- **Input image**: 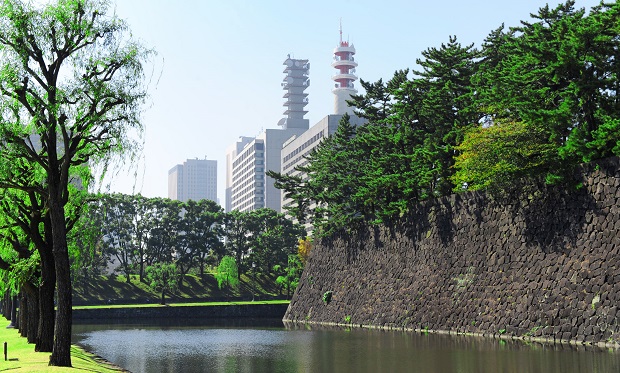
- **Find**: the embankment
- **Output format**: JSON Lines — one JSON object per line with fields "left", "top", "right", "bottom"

{"left": 284, "top": 157, "right": 620, "bottom": 346}
{"left": 74, "top": 302, "right": 288, "bottom": 320}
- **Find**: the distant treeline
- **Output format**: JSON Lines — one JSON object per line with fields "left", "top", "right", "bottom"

{"left": 269, "top": 1, "right": 620, "bottom": 236}
{"left": 72, "top": 193, "right": 305, "bottom": 284}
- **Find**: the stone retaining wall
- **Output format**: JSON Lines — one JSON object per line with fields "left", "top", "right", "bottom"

{"left": 284, "top": 157, "right": 620, "bottom": 346}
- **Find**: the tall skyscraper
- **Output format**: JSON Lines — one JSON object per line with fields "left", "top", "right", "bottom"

{"left": 225, "top": 136, "right": 254, "bottom": 212}
{"left": 332, "top": 23, "right": 358, "bottom": 115}
{"left": 226, "top": 57, "right": 310, "bottom": 213}
{"left": 168, "top": 158, "right": 217, "bottom": 203}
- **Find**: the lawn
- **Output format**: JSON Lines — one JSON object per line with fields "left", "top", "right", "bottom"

{"left": 73, "top": 299, "right": 290, "bottom": 309}
{"left": 73, "top": 273, "right": 284, "bottom": 306}
{"left": 0, "top": 319, "right": 125, "bottom": 372}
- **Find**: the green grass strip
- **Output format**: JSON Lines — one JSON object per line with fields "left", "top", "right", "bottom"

{"left": 0, "top": 319, "right": 125, "bottom": 372}
{"left": 73, "top": 299, "right": 290, "bottom": 310}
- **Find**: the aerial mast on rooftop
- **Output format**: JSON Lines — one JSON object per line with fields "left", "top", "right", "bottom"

{"left": 332, "top": 20, "right": 358, "bottom": 115}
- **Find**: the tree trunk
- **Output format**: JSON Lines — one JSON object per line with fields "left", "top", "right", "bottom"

{"left": 3, "top": 291, "right": 9, "bottom": 320}
{"left": 27, "top": 292, "right": 39, "bottom": 344}
{"left": 161, "top": 290, "right": 165, "bottom": 305}
{"left": 10, "top": 296, "right": 18, "bottom": 328}
{"left": 19, "top": 293, "right": 27, "bottom": 337}
{"left": 37, "top": 239, "right": 56, "bottom": 352}
{"left": 138, "top": 242, "right": 145, "bottom": 282}
{"left": 48, "top": 198, "right": 72, "bottom": 367}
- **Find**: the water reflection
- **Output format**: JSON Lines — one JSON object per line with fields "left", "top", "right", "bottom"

{"left": 72, "top": 320, "right": 620, "bottom": 373}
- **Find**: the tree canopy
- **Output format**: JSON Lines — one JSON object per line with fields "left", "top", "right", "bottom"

{"left": 73, "top": 193, "right": 304, "bottom": 285}
{"left": 0, "top": 0, "right": 152, "bottom": 365}
{"left": 270, "top": 1, "right": 620, "bottom": 236}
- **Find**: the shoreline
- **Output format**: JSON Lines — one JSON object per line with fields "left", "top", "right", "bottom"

{"left": 284, "top": 319, "right": 620, "bottom": 350}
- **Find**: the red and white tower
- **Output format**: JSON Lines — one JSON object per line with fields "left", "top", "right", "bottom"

{"left": 332, "top": 22, "right": 358, "bottom": 115}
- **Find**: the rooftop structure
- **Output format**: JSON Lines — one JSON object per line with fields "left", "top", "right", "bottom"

{"left": 278, "top": 57, "right": 310, "bottom": 130}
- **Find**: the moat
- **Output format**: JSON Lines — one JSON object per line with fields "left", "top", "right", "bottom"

{"left": 72, "top": 319, "right": 620, "bottom": 373}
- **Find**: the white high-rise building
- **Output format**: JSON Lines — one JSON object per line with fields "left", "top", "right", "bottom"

{"left": 168, "top": 158, "right": 217, "bottom": 203}
{"left": 226, "top": 57, "right": 310, "bottom": 212}
{"left": 225, "top": 136, "right": 254, "bottom": 212}
{"left": 228, "top": 128, "right": 306, "bottom": 213}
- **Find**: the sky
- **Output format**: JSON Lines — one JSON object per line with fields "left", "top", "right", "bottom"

{"left": 105, "top": 0, "right": 602, "bottom": 205}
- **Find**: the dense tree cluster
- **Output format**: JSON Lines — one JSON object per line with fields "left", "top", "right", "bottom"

{"left": 270, "top": 1, "right": 620, "bottom": 236}
{"left": 72, "top": 193, "right": 305, "bottom": 285}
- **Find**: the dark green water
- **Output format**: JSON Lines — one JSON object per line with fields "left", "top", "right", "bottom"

{"left": 72, "top": 320, "right": 620, "bottom": 373}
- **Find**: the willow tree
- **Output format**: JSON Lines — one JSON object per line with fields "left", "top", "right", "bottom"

{"left": 0, "top": 0, "right": 152, "bottom": 366}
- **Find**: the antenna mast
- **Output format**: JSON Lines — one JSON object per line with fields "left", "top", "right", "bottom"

{"left": 332, "top": 20, "right": 358, "bottom": 115}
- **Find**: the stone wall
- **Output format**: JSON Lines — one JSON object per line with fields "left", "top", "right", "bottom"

{"left": 284, "top": 157, "right": 620, "bottom": 346}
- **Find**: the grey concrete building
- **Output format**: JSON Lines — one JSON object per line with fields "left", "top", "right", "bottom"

{"left": 226, "top": 57, "right": 310, "bottom": 212}
{"left": 168, "top": 158, "right": 217, "bottom": 203}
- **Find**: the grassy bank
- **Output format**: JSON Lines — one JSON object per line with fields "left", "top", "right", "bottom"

{"left": 73, "top": 299, "right": 290, "bottom": 310}
{"left": 0, "top": 319, "right": 125, "bottom": 372}
{"left": 73, "top": 272, "right": 286, "bottom": 306}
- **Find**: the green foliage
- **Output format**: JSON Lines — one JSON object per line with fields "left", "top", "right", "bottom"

{"left": 524, "top": 326, "right": 543, "bottom": 337}
{"left": 270, "top": 1, "right": 620, "bottom": 234}
{"left": 248, "top": 209, "right": 305, "bottom": 276}
{"left": 224, "top": 208, "right": 304, "bottom": 277}
{"left": 464, "top": 1, "right": 620, "bottom": 186}
{"left": 215, "top": 256, "right": 239, "bottom": 290}
{"left": 81, "top": 193, "right": 300, "bottom": 286}
{"left": 453, "top": 120, "right": 557, "bottom": 191}
{"left": 273, "top": 254, "right": 303, "bottom": 297}
{"left": 322, "top": 290, "right": 332, "bottom": 305}
{"left": 180, "top": 199, "right": 225, "bottom": 277}
{"left": 145, "top": 262, "right": 180, "bottom": 305}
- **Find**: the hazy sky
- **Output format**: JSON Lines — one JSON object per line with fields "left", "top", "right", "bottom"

{"left": 105, "top": 0, "right": 602, "bottom": 205}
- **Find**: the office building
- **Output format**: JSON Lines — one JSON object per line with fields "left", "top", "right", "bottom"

{"left": 168, "top": 158, "right": 217, "bottom": 203}
{"left": 225, "top": 136, "right": 254, "bottom": 212}
{"left": 226, "top": 57, "right": 310, "bottom": 212}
